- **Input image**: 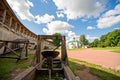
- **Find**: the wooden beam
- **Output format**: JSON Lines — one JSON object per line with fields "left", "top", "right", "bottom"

{"left": 63, "top": 64, "right": 79, "bottom": 80}
{"left": 61, "top": 36, "right": 68, "bottom": 65}
{"left": 2, "top": 9, "right": 6, "bottom": 23}
{"left": 25, "top": 42, "right": 28, "bottom": 57}
{"left": 15, "top": 22, "right": 17, "bottom": 32}
{"left": 36, "top": 35, "right": 41, "bottom": 63}
{"left": 9, "top": 17, "right": 12, "bottom": 29}
{"left": 3, "top": 41, "right": 8, "bottom": 54}
{"left": 19, "top": 25, "right": 21, "bottom": 33}
{"left": 39, "top": 35, "right": 62, "bottom": 39}
{"left": 0, "top": 39, "right": 29, "bottom": 43}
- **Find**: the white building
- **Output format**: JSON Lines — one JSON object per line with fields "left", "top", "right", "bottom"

{"left": 67, "top": 39, "right": 80, "bottom": 49}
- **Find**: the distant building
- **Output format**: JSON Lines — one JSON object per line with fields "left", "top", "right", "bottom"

{"left": 67, "top": 39, "right": 80, "bottom": 49}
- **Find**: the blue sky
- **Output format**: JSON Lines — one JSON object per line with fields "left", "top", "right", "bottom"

{"left": 7, "top": 0, "right": 120, "bottom": 42}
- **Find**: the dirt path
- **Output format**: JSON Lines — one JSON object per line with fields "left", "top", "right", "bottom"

{"left": 75, "top": 67, "right": 101, "bottom": 80}
{"left": 67, "top": 48, "right": 120, "bottom": 71}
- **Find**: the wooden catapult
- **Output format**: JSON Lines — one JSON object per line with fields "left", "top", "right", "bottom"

{"left": 0, "top": 39, "right": 29, "bottom": 62}
{"left": 13, "top": 35, "right": 79, "bottom": 80}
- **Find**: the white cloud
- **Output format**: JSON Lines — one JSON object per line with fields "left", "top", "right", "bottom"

{"left": 53, "top": 0, "right": 105, "bottom": 20}
{"left": 35, "top": 14, "right": 55, "bottom": 24}
{"left": 67, "top": 31, "right": 79, "bottom": 42}
{"left": 43, "top": 21, "right": 73, "bottom": 35}
{"left": 42, "top": 0, "right": 48, "bottom": 3}
{"left": 7, "top": 0, "right": 34, "bottom": 21}
{"left": 87, "top": 26, "right": 95, "bottom": 30}
{"left": 81, "top": 19, "right": 88, "bottom": 22}
{"left": 114, "top": 27, "right": 120, "bottom": 30}
{"left": 68, "top": 31, "right": 76, "bottom": 38}
{"left": 86, "top": 35, "right": 99, "bottom": 42}
{"left": 97, "top": 4, "right": 120, "bottom": 29}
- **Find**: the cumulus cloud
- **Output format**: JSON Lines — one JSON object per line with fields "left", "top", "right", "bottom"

{"left": 53, "top": 0, "right": 105, "bottom": 20}
{"left": 97, "top": 4, "right": 120, "bottom": 29}
{"left": 66, "top": 31, "right": 79, "bottom": 43}
{"left": 68, "top": 31, "right": 76, "bottom": 38}
{"left": 87, "top": 26, "right": 95, "bottom": 30}
{"left": 86, "top": 35, "right": 99, "bottom": 42}
{"left": 43, "top": 21, "right": 73, "bottom": 35}
{"left": 35, "top": 14, "right": 55, "bottom": 24}
{"left": 7, "top": 0, "right": 34, "bottom": 21}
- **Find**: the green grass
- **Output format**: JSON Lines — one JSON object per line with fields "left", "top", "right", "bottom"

{"left": 93, "top": 47, "right": 120, "bottom": 53}
{"left": 0, "top": 54, "right": 34, "bottom": 79}
{"left": 69, "top": 61, "right": 86, "bottom": 72}
{"left": 69, "top": 58, "right": 120, "bottom": 80}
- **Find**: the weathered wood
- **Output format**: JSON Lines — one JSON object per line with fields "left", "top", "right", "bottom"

{"left": 9, "top": 17, "right": 12, "bottom": 28}
{"left": 2, "top": 9, "right": 6, "bottom": 23}
{"left": 39, "top": 35, "right": 62, "bottom": 39}
{"left": 25, "top": 43, "right": 28, "bottom": 57}
{"left": 0, "top": 0, "right": 37, "bottom": 41}
{"left": 13, "top": 67, "right": 36, "bottom": 80}
{"left": 61, "top": 36, "right": 68, "bottom": 65}
{"left": 5, "top": 45, "right": 20, "bottom": 56}
{"left": 35, "top": 35, "right": 41, "bottom": 63}
{"left": 3, "top": 41, "right": 8, "bottom": 54}
{"left": 63, "top": 64, "right": 80, "bottom": 80}
{"left": 0, "top": 40, "right": 30, "bottom": 43}
{"left": 0, "top": 39, "right": 29, "bottom": 61}
{"left": 0, "top": 56, "right": 19, "bottom": 59}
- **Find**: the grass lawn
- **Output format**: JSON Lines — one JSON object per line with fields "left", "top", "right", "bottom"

{"left": 93, "top": 47, "right": 120, "bottom": 53}
{"left": 69, "top": 58, "right": 120, "bottom": 80}
{"left": 69, "top": 61, "right": 86, "bottom": 72}
{"left": 0, "top": 54, "right": 34, "bottom": 79}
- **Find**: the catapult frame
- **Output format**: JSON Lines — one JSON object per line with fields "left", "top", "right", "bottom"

{"left": 13, "top": 35, "right": 79, "bottom": 80}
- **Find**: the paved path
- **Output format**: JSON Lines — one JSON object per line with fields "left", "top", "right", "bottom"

{"left": 67, "top": 48, "right": 120, "bottom": 71}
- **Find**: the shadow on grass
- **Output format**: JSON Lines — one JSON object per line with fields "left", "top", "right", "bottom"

{"left": 89, "top": 67, "right": 120, "bottom": 80}
{"left": 0, "top": 54, "right": 34, "bottom": 79}
{"left": 69, "top": 61, "right": 86, "bottom": 72}
{"left": 69, "top": 58, "right": 120, "bottom": 80}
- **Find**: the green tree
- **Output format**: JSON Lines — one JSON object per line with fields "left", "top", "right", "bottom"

{"left": 99, "top": 34, "right": 107, "bottom": 47}
{"left": 52, "top": 33, "right": 61, "bottom": 47}
{"left": 99, "top": 29, "right": 120, "bottom": 47}
{"left": 105, "top": 29, "right": 120, "bottom": 47}
{"left": 117, "top": 40, "right": 120, "bottom": 47}
{"left": 79, "top": 35, "right": 88, "bottom": 47}
{"left": 93, "top": 39, "right": 99, "bottom": 47}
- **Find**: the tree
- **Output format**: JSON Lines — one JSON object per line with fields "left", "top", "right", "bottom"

{"left": 93, "top": 39, "right": 99, "bottom": 47}
{"left": 98, "top": 29, "right": 120, "bottom": 47}
{"left": 52, "top": 33, "right": 61, "bottom": 47}
{"left": 99, "top": 34, "right": 107, "bottom": 47}
{"left": 117, "top": 40, "right": 120, "bottom": 47}
{"left": 79, "top": 35, "right": 88, "bottom": 47}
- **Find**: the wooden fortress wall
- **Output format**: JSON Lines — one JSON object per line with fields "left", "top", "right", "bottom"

{"left": 0, "top": 0, "right": 37, "bottom": 43}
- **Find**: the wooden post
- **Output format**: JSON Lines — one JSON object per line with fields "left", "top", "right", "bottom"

{"left": 61, "top": 36, "right": 68, "bottom": 65}
{"left": 19, "top": 25, "right": 21, "bottom": 34}
{"left": 9, "top": 17, "right": 12, "bottom": 29}
{"left": 2, "top": 9, "right": 6, "bottom": 23}
{"left": 25, "top": 42, "right": 28, "bottom": 57}
{"left": 15, "top": 22, "right": 17, "bottom": 32}
{"left": 3, "top": 42, "right": 8, "bottom": 54}
{"left": 36, "top": 35, "right": 41, "bottom": 63}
